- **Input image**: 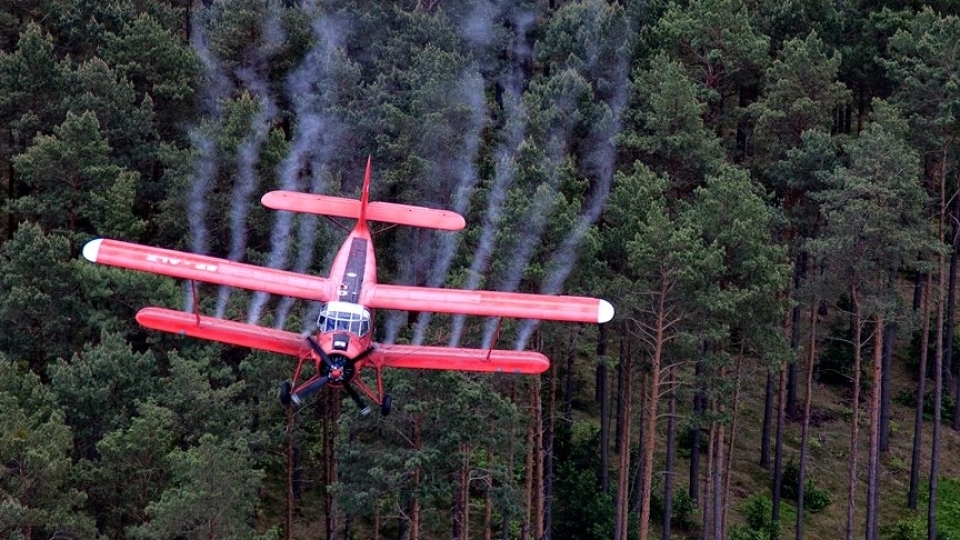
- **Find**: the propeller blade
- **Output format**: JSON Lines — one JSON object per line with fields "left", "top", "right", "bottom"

{"left": 291, "top": 375, "right": 329, "bottom": 406}
{"left": 344, "top": 383, "right": 371, "bottom": 416}
{"left": 305, "top": 335, "right": 333, "bottom": 368}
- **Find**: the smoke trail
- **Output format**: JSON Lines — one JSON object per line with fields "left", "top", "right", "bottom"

{"left": 448, "top": 4, "right": 536, "bottom": 347}
{"left": 447, "top": 85, "right": 527, "bottom": 347}
{"left": 214, "top": 6, "right": 284, "bottom": 318}
{"left": 246, "top": 8, "right": 350, "bottom": 326}
{"left": 273, "top": 164, "right": 329, "bottom": 331}
{"left": 480, "top": 153, "right": 563, "bottom": 349}
{"left": 183, "top": 4, "right": 231, "bottom": 312}
{"left": 513, "top": 6, "right": 634, "bottom": 350}
{"left": 411, "top": 69, "right": 487, "bottom": 345}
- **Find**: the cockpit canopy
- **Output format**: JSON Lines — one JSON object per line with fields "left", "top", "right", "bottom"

{"left": 317, "top": 301, "right": 371, "bottom": 337}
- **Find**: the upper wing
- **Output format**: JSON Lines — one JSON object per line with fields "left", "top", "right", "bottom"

{"left": 136, "top": 307, "right": 306, "bottom": 356}
{"left": 371, "top": 343, "right": 549, "bottom": 374}
{"left": 83, "top": 239, "right": 336, "bottom": 301}
{"left": 362, "top": 283, "right": 615, "bottom": 324}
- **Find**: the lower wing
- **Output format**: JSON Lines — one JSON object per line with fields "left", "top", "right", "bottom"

{"left": 136, "top": 307, "right": 548, "bottom": 374}
{"left": 84, "top": 239, "right": 336, "bottom": 301}
{"left": 136, "top": 307, "right": 307, "bottom": 356}
{"left": 363, "top": 283, "right": 614, "bottom": 324}
{"left": 371, "top": 344, "right": 548, "bottom": 374}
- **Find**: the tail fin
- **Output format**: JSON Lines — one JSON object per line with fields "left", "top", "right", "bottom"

{"left": 261, "top": 158, "right": 466, "bottom": 231}
{"left": 359, "top": 155, "right": 372, "bottom": 227}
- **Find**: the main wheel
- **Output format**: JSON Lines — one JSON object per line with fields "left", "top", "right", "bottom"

{"left": 381, "top": 394, "right": 393, "bottom": 416}
{"left": 278, "top": 380, "right": 293, "bottom": 407}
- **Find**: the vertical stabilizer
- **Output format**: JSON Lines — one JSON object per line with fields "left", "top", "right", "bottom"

{"left": 359, "top": 156, "right": 372, "bottom": 227}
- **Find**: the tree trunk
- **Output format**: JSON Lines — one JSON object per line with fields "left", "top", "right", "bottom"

{"left": 522, "top": 383, "right": 535, "bottom": 540}
{"left": 544, "top": 349, "right": 558, "bottom": 540}
{"left": 484, "top": 447, "right": 493, "bottom": 540}
{"left": 879, "top": 317, "right": 895, "bottom": 453}
{"left": 715, "top": 421, "right": 725, "bottom": 540}
{"left": 845, "top": 289, "right": 862, "bottom": 540}
{"left": 760, "top": 369, "right": 775, "bottom": 470}
{"left": 909, "top": 273, "right": 931, "bottom": 510}
{"left": 285, "top": 407, "right": 295, "bottom": 540}
{"left": 930, "top": 247, "right": 946, "bottom": 540}
{"left": 639, "top": 293, "right": 668, "bottom": 540}
{"left": 615, "top": 340, "right": 633, "bottom": 540}
{"left": 950, "top": 191, "right": 960, "bottom": 429}
{"left": 633, "top": 369, "right": 648, "bottom": 514}
{"left": 786, "top": 251, "right": 807, "bottom": 418}
{"left": 534, "top": 376, "right": 545, "bottom": 540}
{"left": 598, "top": 324, "right": 610, "bottom": 492}
{"left": 771, "top": 365, "right": 787, "bottom": 525}
{"left": 616, "top": 323, "right": 627, "bottom": 452}
{"left": 411, "top": 412, "right": 422, "bottom": 540}
{"left": 796, "top": 301, "right": 818, "bottom": 540}
{"left": 324, "top": 393, "right": 341, "bottom": 540}
{"left": 462, "top": 444, "right": 471, "bottom": 540}
{"left": 690, "top": 346, "right": 705, "bottom": 505}
{"left": 722, "top": 356, "right": 743, "bottom": 539}
{"left": 866, "top": 317, "right": 884, "bottom": 540}
{"left": 662, "top": 365, "right": 677, "bottom": 540}
{"left": 563, "top": 329, "right": 579, "bottom": 419}
{"left": 702, "top": 419, "right": 715, "bottom": 540}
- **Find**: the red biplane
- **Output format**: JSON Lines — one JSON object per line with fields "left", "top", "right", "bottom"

{"left": 82, "top": 158, "right": 614, "bottom": 416}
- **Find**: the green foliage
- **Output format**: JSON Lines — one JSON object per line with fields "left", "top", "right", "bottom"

{"left": 3, "top": 2, "right": 960, "bottom": 538}
{"left": 551, "top": 422, "right": 616, "bottom": 540}
{"left": 895, "top": 388, "right": 956, "bottom": 425}
{"left": 749, "top": 30, "right": 850, "bottom": 161}
{"left": 12, "top": 110, "right": 147, "bottom": 242}
{"left": 48, "top": 330, "right": 159, "bottom": 457}
{"left": 779, "top": 460, "right": 832, "bottom": 513}
{"left": 0, "top": 224, "right": 92, "bottom": 364}
{"left": 81, "top": 401, "right": 178, "bottom": 537}
{"left": 0, "top": 355, "right": 96, "bottom": 539}
{"left": 729, "top": 494, "right": 781, "bottom": 540}
{"left": 883, "top": 478, "right": 960, "bottom": 540}
{"left": 650, "top": 487, "right": 698, "bottom": 531}
{"left": 129, "top": 433, "right": 274, "bottom": 540}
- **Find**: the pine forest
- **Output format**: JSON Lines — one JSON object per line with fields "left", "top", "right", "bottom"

{"left": 3, "top": 1, "right": 960, "bottom": 539}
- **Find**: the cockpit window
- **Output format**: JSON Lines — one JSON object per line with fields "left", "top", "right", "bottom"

{"left": 316, "top": 302, "right": 371, "bottom": 336}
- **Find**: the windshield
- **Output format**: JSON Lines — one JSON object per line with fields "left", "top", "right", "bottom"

{"left": 317, "top": 301, "right": 371, "bottom": 337}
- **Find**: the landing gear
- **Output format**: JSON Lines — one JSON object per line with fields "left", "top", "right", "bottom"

{"left": 278, "top": 380, "right": 292, "bottom": 407}
{"left": 381, "top": 394, "right": 393, "bottom": 416}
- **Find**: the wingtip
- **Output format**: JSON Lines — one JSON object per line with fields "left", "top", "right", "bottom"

{"left": 598, "top": 299, "right": 615, "bottom": 324}
{"left": 82, "top": 239, "right": 103, "bottom": 263}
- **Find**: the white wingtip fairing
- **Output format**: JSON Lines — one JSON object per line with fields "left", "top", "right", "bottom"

{"left": 598, "top": 299, "right": 615, "bottom": 324}
{"left": 82, "top": 239, "right": 103, "bottom": 263}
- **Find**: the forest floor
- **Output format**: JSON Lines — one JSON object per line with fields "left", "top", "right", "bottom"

{"left": 633, "top": 354, "right": 960, "bottom": 539}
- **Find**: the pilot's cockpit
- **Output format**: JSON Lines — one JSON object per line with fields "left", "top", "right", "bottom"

{"left": 317, "top": 301, "right": 371, "bottom": 337}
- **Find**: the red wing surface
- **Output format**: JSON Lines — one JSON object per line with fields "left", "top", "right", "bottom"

{"left": 136, "top": 307, "right": 306, "bottom": 356}
{"left": 363, "top": 284, "right": 615, "bottom": 324}
{"left": 261, "top": 191, "right": 466, "bottom": 231}
{"left": 83, "top": 239, "right": 335, "bottom": 301}
{"left": 372, "top": 344, "right": 548, "bottom": 374}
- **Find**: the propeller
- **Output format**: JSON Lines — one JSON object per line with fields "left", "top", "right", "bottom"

{"left": 293, "top": 337, "right": 376, "bottom": 415}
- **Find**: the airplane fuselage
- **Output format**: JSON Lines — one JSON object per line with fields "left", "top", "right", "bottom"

{"left": 310, "top": 221, "right": 378, "bottom": 385}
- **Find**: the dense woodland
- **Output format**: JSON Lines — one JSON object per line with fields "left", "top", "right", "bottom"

{"left": 3, "top": 0, "right": 960, "bottom": 539}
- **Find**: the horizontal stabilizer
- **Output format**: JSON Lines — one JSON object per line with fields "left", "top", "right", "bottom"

{"left": 372, "top": 344, "right": 549, "bottom": 374}
{"left": 261, "top": 191, "right": 466, "bottom": 231}
{"left": 83, "top": 239, "right": 336, "bottom": 301}
{"left": 136, "top": 307, "right": 305, "bottom": 356}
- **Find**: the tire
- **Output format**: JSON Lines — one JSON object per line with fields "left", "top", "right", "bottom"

{"left": 278, "top": 380, "right": 293, "bottom": 407}
{"left": 381, "top": 394, "right": 393, "bottom": 416}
